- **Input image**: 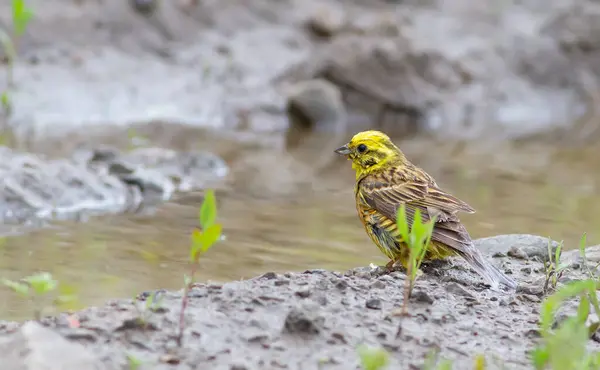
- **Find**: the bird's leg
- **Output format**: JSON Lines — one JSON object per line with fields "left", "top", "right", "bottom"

{"left": 384, "top": 259, "right": 407, "bottom": 274}
{"left": 385, "top": 259, "right": 396, "bottom": 270}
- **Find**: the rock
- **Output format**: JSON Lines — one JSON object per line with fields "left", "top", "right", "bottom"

{"left": 0, "top": 0, "right": 306, "bottom": 140}
{"left": 260, "top": 272, "right": 278, "bottom": 280}
{"left": 365, "top": 298, "right": 382, "bottom": 310}
{"left": 445, "top": 283, "right": 477, "bottom": 301}
{"left": 562, "top": 245, "right": 600, "bottom": 266}
{"left": 283, "top": 308, "right": 323, "bottom": 335}
{"left": 475, "top": 235, "right": 560, "bottom": 261}
{"left": 411, "top": 290, "right": 434, "bottom": 305}
{"left": 0, "top": 145, "right": 228, "bottom": 228}
{"left": 0, "top": 322, "right": 102, "bottom": 370}
{"left": 129, "top": 0, "right": 158, "bottom": 16}
{"left": 296, "top": 2, "right": 594, "bottom": 140}
{"left": 306, "top": 7, "right": 346, "bottom": 38}
{"left": 295, "top": 289, "right": 312, "bottom": 298}
{"left": 508, "top": 246, "right": 529, "bottom": 260}
{"left": 285, "top": 79, "right": 347, "bottom": 135}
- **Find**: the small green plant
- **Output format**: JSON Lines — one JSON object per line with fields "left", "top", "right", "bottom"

{"left": 395, "top": 204, "right": 436, "bottom": 316}
{"left": 579, "top": 233, "right": 599, "bottom": 281}
{"left": 3, "top": 272, "right": 57, "bottom": 319}
{"left": 134, "top": 290, "right": 164, "bottom": 328}
{"left": 126, "top": 352, "right": 143, "bottom": 370}
{"left": 177, "top": 189, "right": 222, "bottom": 346}
{"left": 531, "top": 279, "right": 600, "bottom": 369}
{"left": 422, "top": 348, "right": 453, "bottom": 370}
{"left": 1, "top": 0, "right": 33, "bottom": 116}
{"left": 357, "top": 345, "right": 389, "bottom": 370}
{"left": 543, "top": 239, "right": 568, "bottom": 294}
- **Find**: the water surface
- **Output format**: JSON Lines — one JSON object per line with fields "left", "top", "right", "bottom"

{"left": 1, "top": 127, "right": 598, "bottom": 321}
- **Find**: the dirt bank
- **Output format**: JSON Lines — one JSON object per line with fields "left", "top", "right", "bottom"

{"left": 1, "top": 234, "right": 598, "bottom": 370}
{"left": 2, "top": 0, "right": 600, "bottom": 141}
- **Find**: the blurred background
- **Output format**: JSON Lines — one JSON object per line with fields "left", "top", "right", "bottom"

{"left": 0, "top": 0, "right": 598, "bottom": 320}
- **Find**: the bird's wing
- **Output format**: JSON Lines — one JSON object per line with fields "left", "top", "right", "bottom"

{"left": 358, "top": 168, "right": 475, "bottom": 250}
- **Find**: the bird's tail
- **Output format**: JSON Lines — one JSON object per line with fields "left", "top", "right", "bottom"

{"left": 461, "top": 247, "right": 518, "bottom": 291}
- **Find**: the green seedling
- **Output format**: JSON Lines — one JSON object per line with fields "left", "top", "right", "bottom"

{"left": 357, "top": 345, "right": 389, "bottom": 370}
{"left": 11, "top": 0, "right": 34, "bottom": 37}
{"left": 1, "top": 0, "right": 33, "bottom": 115}
{"left": 395, "top": 204, "right": 436, "bottom": 316}
{"left": 3, "top": 272, "right": 57, "bottom": 319}
{"left": 474, "top": 354, "right": 486, "bottom": 370}
{"left": 177, "top": 189, "right": 222, "bottom": 346}
{"left": 423, "top": 348, "right": 453, "bottom": 370}
{"left": 126, "top": 352, "right": 143, "bottom": 370}
{"left": 579, "top": 233, "right": 600, "bottom": 281}
{"left": 532, "top": 279, "right": 600, "bottom": 369}
{"left": 134, "top": 290, "right": 165, "bottom": 328}
{"left": 53, "top": 283, "right": 82, "bottom": 312}
{"left": 543, "top": 239, "right": 568, "bottom": 294}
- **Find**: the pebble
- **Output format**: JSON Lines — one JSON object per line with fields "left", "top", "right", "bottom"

{"left": 520, "top": 267, "right": 532, "bottom": 274}
{"left": 306, "top": 7, "right": 345, "bottom": 38}
{"left": 508, "top": 246, "right": 529, "bottom": 260}
{"left": 445, "top": 282, "right": 477, "bottom": 300}
{"left": 370, "top": 280, "right": 386, "bottom": 289}
{"left": 519, "top": 294, "right": 541, "bottom": 303}
{"left": 411, "top": 290, "right": 434, "bottom": 305}
{"left": 283, "top": 309, "right": 322, "bottom": 335}
{"left": 517, "top": 284, "right": 544, "bottom": 296}
{"left": 295, "top": 289, "right": 311, "bottom": 298}
{"left": 261, "top": 272, "right": 278, "bottom": 280}
{"left": 334, "top": 279, "right": 349, "bottom": 290}
{"left": 365, "top": 298, "right": 382, "bottom": 310}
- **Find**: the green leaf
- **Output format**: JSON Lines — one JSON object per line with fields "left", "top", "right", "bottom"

{"left": 531, "top": 347, "right": 549, "bottom": 370}
{"left": 554, "top": 241, "right": 563, "bottom": 266}
{"left": 126, "top": 353, "right": 143, "bottom": 370}
{"left": 436, "top": 359, "right": 453, "bottom": 370}
{"left": 2, "top": 278, "right": 29, "bottom": 296}
{"left": 12, "top": 0, "right": 34, "bottom": 36}
{"left": 576, "top": 295, "right": 590, "bottom": 324}
{"left": 0, "top": 31, "right": 16, "bottom": 62}
{"left": 190, "top": 224, "right": 222, "bottom": 262}
{"left": 580, "top": 232, "right": 588, "bottom": 256}
{"left": 53, "top": 283, "right": 81, "bottom": 310}
{"left": 357, "top": 345, "right": 389, "bottom": 370}
{"left": 24, "top": 272, "right": 57, "bottom": 295}
{"left": 199, "top": 189, "right": 217, "bottom": 229}
{"left": 396, "top": 204, "right": 409, "bottom": 242}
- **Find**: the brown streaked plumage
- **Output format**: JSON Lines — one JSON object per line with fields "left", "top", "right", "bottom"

{"left": 335, "top": 130, "right": 517, "bottom": 290}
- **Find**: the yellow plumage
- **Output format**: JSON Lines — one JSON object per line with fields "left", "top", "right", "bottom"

{"left": 334, "top": 130, "right": 517, "bottom": 290}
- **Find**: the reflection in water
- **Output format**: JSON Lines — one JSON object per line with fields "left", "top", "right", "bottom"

{"left": 0, "top": 128, "right": 599, "bottom": 321}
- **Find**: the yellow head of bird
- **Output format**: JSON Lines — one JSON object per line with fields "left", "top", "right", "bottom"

{"left": 334, "top": 130, "right": 406, "bottom": 176}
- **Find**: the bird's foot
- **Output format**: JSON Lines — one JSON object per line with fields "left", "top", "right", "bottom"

{"left": 420, "top": 259, "right": 452, "bottom": 275}
{"left": 383, "top": 259, "right": 407, "bottom": 274}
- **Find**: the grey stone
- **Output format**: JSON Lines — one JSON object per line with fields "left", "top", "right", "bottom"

{"left": 475, "top": 234, "right": 560, "bottom": 261}
{"left": 285, "top": 79, "right": 346, "bottom": 132}
{"left": 0, "top": 145, "right": 228, "bottom": 228}
{"left": 0, "top": 322, "right": 102, "bottom": 370}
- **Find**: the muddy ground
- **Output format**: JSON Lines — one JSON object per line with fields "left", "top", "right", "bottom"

{"left": 1, "top": 234, "right": 599, "bottom": 370}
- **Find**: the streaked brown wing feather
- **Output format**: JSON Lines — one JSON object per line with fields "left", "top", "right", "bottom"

{"left": 358, "top": 167, "right": 475, "bottom": 253}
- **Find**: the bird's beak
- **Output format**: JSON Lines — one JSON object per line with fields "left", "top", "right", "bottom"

{"left": 334, "top": 144, "right": 351, "bottom": 155}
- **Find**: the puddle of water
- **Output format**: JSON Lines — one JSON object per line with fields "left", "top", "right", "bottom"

{"left": 0, "top": 127, "right": 599, "bottom": 321}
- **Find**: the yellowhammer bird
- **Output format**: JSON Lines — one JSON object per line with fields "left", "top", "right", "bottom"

{"left": 335, "top": 130, "right": 517, "bottom": 290}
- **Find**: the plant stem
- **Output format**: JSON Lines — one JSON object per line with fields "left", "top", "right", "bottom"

{"left": 177, "top": 263, "right": 198, "bottom": 346}
{"left": 401, "top": 264, "right": 413, "bottom": 316}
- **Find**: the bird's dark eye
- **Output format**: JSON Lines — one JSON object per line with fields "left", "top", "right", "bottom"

{"left": 357, "top": 144, "right": 367, "bottom": 153}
